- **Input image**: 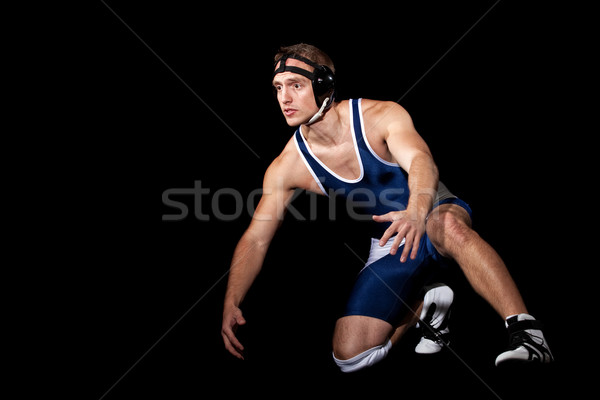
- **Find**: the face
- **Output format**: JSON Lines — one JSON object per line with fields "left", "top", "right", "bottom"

{"left": 272, "top": 58, "right": 319, "bottom": 126}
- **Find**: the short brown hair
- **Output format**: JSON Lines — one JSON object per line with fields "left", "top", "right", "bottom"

{"left": 274, "top": 43, "right": 335, "bottom": 73}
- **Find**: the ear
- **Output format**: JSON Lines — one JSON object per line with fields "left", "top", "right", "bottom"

{"left": 312, "top": 65, "right": 336, "bottom": 97}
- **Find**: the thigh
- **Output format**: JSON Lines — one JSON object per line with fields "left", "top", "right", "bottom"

{"left": 343, "top": 243, "right": 430, "bottom": 327}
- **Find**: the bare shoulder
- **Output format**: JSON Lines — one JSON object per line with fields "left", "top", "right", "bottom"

{"left": 264, "top": 134, "right": 315, "bottom": 192}
{"left": 360, "top": 99, "right": 412, "bottom": 122}
{"left": 265, "top": 137, "right": 298, "bottom": 183}
{"left": 360, "top": 99, "right": 416, "bottom": 141}
{"left": 332, "top": 99, "right": 351, "bottom": 117}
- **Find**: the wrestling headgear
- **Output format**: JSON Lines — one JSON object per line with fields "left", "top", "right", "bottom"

{"left": 273, "top": 53, "right": 336, "bottom": 124}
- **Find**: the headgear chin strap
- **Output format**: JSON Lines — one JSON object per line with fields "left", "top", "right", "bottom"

{"left": 273, "top": 53, "right": 336, "bottom": 123}
{"left": 306, "top": 97, "right": 330, "bottom": 125}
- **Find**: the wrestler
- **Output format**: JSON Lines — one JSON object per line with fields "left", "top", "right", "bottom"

{"left": 221, "top": 44, "right": 553, "bottom": 370}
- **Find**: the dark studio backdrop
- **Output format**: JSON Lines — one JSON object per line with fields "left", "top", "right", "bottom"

{"left": 66, "top": 1, "right": 583, "bottom": 399}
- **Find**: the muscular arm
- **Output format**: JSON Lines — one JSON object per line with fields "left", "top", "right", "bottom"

{"left": 221, "top": 157, "right": 296, "bottom": 359}
{"left": 372, "top": 102, "right": 439, "bottom": 261}
{"left": 402, "top": 153, "right": 439, "bottom": 223}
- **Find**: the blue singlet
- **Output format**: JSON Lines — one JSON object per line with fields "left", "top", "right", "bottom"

{"left": 294, "top": 98, "right": 472, "bottom": 326}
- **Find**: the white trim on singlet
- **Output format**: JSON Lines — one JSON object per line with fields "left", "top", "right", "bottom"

{"left": 297, "top": 102, "right": 364, "bottom": 184}
{"left": 356, "top": 98, "right": 401, "bottom": 168}
{"left": 361, "top": 236, "right": 406, "bottom": 272}
{"left": 293, "top": 135, "right": 328, "bottom": 196}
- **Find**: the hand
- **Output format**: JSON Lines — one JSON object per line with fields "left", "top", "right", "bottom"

{"left": 221, "top": 304, "right": 246, "bottom": 359}
{"left": 372, "top": 210, "right": 426, "bottom": 262}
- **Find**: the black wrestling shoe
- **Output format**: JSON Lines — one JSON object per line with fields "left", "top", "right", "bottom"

{"left": 415, "top": 285, "right": 453, "bottom": 354}
{"left": 495, "top": 314, "right": 554, "bottom": 366}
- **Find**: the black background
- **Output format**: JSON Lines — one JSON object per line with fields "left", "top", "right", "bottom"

{"left": 42, "top": 1, "right": 589, "bottom": 398}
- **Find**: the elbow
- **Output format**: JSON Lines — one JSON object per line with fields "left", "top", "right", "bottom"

{"left": 432, "top": 162, "right": 439, "bottom": 183}
{"left": 241, "top": 229, "right": 272, "bottom": 252}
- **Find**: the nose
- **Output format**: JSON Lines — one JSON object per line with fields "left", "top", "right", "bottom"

{"left": 279, "top": 87, "right": 292, "bottom": 104}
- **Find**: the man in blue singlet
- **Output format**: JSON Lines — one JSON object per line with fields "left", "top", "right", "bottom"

{"left": 221, "top": 43, "right": 553, "bottom": 370}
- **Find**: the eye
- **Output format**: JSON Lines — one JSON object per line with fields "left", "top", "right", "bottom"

{"left": 274, "top": 84, "right": 282, "bottom": 91}
{"left": 293, "top": 83, "right": 302, "bottom": 89}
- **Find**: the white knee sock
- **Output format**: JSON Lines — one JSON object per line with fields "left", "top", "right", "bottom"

{"left": 332, "top": 339, "right": 392, "bottom": 373}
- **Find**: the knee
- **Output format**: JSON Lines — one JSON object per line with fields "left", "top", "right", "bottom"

{"left": 332, "top": 339, "right": 392, "bottom": 373}
{"left": 332, "top": 316, "right": 393, "bottom": 372}
{"left": 332, "top": 337, "right": 376, "bottom": 361}
{"left": 427, "top": 211, "right": 477, "bottom": 257}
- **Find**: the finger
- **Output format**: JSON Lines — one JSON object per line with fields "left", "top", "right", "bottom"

{"left": 379, "top": 223, "right": 398, "bottom": 247}
{"left": 223, "top": 315, "right": 246, "bottom": 351}
{"left": 389, "top": 232, "right": 405, "bottom": 255}
{"left": 222, "top": 329, "right": 245, "bottom": 359}
{"left": 390, "top": 221, "right": 410, "bottom": 255}
{"left": 226, "top": 326, "right": 245, "bottom": 351}
{"left": 223, "top": 335, "right": 245, "bottom": 359}
{"left": 400, "top": 231, "right": 415, "bottom": 262}
{"left": 409, "top": 232, "right": 422, "bottom": 260}
{"left": 372, "top": 213, "right": 393, "bottom": 223}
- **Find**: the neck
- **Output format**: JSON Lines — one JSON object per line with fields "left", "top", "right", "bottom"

{"left": 301, "top": 102, "right": 344, "bottom": 145}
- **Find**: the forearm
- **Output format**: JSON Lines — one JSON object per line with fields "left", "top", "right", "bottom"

{"left": 406, "top": 153, "right": 439, "bottom": 221}
{"left": 223, "top": 232, "right": 270, "bottom": 308}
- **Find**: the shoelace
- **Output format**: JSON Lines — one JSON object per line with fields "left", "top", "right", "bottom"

{"left": 508, "top": 329, "right": 543, "bottom": 349}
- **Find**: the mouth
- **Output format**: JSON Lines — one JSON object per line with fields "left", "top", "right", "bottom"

{"left": 283, "top": 108, "right": 297, "bottom": 117}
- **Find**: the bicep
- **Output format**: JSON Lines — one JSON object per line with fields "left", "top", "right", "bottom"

{"left": 383, "top": 105, "right": 433, "bottom": 172}
{"left": 245, "top": 165, "right": 295, "bottom": 246}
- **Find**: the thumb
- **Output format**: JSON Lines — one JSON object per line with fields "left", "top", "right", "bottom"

{"left": 235, "top": 313, "right": 246, "bottom": 326}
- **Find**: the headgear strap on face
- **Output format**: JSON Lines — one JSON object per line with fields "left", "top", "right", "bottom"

{"left": 273, "top": 53, "right": 336, "bottom": 124}
{"left": 272, "top": 54, "right": 320, "bottom": 81}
